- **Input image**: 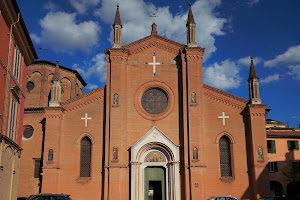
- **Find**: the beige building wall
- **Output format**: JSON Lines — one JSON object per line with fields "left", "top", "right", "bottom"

{"left": 0, "top": 134, "right": 22, "bottom": 200}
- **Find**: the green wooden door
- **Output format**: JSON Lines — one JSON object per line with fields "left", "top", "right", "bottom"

{"left": 144, "top": 167, "right": 166, "bottom": 200}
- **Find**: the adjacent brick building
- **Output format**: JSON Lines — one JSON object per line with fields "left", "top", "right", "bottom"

{"left": 18, "top": 5, "right": 271, "bottom": 200}
{"left": 0, "top": 0, "right": 38, "bottom": 199}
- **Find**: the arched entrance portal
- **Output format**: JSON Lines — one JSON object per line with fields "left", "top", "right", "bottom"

{"left": 131, "top": 127, "right": 180, "bottom": 200}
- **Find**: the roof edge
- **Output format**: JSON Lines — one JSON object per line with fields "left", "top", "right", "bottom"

{"left": 31, "top": 60, "right": 87, "bottom": 86}
{"left": 203, "top": 84, "right": 248, "bottom": 104}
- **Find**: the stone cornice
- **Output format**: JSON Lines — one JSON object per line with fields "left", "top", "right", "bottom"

{"left": 0, "top": 133, "right": 22, "bottom": 153}
{"left": 247, "top": 104, "right": 267, "bottom": 116}
{"left": 184, "top": 47, "right": 205, "bottom": 60}
{"left": 24, "top": 107, "right": 45, "bottom": 114}
{"left": 203, "top": 84, "right": 248, "bottom": 110}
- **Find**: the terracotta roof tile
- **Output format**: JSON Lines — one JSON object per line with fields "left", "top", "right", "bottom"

{"left": 267, "top": 131, "right": 300, "bottom": 139}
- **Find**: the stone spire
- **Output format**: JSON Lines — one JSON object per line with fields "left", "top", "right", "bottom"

{"left": 112, "top": 4, "right": 122, "bottom": 48}
{"left": 186, "top": 3, "right": 197, "bottom": 47}
{"left": 53, "top": 59, "right": 61, "bottom": 81}
{"left": 249, "top": 56, "right": 258, "bottom": 79}
{"left": 248, "top": 56, "right": 261, "bottom": 104}
{"left": 49, "top": 59, "right": 62, "bottom": 107}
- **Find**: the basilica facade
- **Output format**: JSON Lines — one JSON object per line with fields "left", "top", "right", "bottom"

{"left": 18, "top": 4, "right": 270, "bottom": 200}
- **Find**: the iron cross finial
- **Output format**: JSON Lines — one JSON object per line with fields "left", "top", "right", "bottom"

{"left": 150, "top": 13, "right": 158, "bottom": 23}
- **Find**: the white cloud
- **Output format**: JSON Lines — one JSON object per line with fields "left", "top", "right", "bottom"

{"left": 260, "top": 74, "right": 280, "bottom": 83}
{"left": 72, "top": 53, "right": 107, "bottom": 84}
{"left": 204, "top": 59, "right": 242, "bottom": 90}
{"left": 32, "top": 12, "right": 100, "bottom": 52}
{"left": 44, "top": 1, "right": 58, "bottom": 11}
{"left": 288, "top": 64, "right": 300, "bottom": 82}
{"left": 237, "top": 56, "right": 262, "bottom": 66}
{"left": 264, "top": 45, "right": 300, "bottom": 67}
{"left": 86, "top": 83, "right": 99, "bottom": 91}
{"left": 69, "top": 0, "right": 101, "bottom": 14}
{"left": 248, "top": 0, "right": 259, "bottom": 6}
{"left": 95, "top": 0, "right": 226, "bottom": 60}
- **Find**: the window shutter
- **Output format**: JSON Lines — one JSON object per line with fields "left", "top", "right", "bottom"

{"left": 288, "top": 140, "right": 291, "bottom": 150}
{"left": 296, "top": 141, "right": 299, "bottom": 150}
{"left": 272, "top": 140, "right": 276, "bottom": 153}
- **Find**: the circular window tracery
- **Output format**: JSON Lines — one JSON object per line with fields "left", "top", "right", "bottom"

{"left": 141, "top": 88, "right": 168, "bottom": 114}
{"left": 134, "top": 82, "right": 175, "bottom": 121}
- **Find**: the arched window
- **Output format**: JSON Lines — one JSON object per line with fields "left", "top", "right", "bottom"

{"left": 80, "top": 137, "right": 92, "bottom": 177}
{"left": 219, "top": 136, "right": 232, "bottom": 177}
{"left": 48, "top": 149, "right": 53, "bottom": 161}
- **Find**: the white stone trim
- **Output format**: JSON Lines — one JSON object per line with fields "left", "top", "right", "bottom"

{"left": 130, "top": 126, "right": 180, "bottom": 200}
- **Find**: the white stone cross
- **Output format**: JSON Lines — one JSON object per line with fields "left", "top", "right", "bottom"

{"left": 146, "top": 52, "right": 162, "bottom": 77}
{"left": 81, "top": 113, "right": 92, "bottom": 127}
{"left": 218, "top": 112, "right": 229, "bottom": 126}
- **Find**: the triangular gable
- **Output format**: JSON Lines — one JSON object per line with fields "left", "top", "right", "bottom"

{"left": 203, "top": 84, "right": 248, "bottom": 109}
{"left": 62, "top": 85, "right": 105, "bottom": 112}
{"left": 124, "top": 34, "right": 185, "bottom": 55}
{"left": 131, "top": 126, "right": 179, "bottom": 162}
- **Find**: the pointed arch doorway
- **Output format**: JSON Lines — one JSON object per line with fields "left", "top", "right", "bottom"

{"left": 130, "top": 127, "right": 180, "bottom": 200}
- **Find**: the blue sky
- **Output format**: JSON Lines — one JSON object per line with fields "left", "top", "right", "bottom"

{"left": 17, "top": 0, "right": 300, "bottom": 127}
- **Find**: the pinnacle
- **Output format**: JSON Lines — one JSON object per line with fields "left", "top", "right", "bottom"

{"left": 113, "top": 4, "right": 122, "bottom": 26}
{"left": 53, "top": 59, "right": 61, "bottom": 81}
{"left": 249, "top": 56, "right": 258, "bottom": 79}
{"left": 187, "top": 3, "right": 195, "bottom": 24}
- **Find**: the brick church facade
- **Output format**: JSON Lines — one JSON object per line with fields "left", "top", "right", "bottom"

{"left": 18, "top": 5, "right": 270, "bottom": 200}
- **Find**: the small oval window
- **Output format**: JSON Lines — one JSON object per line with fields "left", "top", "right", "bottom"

{"left": 26, "top": 81, "right": 34, "bottom": 92}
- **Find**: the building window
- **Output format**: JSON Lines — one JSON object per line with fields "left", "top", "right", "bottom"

{"left": 258, "top": 147, "right": 264, "bottom": 161}
{"left": 80, "top": 137, "right": 92, "bottom": 177}
{"left": 219, "top": 136, "right": 232, "bottom": 177}
{"left": 191, "top": 92, "right": 196, "bottom": 104}
{"left": 193, "top": 147, "right": 198, "bottom": 160}
{"left": 48, "top": 149, "right": 54, "bottom": 161}
{"left": 267, "top": 140, "right": 276, "bottom": 153}
{"left": 269, "top": 162, "right": 278, "bottom": 172}
{"left": 113, "top": 148, "right": 118, "bottom": 160}
{"left": 23, "top": 126, "right": 34, "bottom": 139}
{"left": 288, "top": 140, "right": 299, "bottom": 151}
{"left": 113, "top": 93, "right": 119, "bottom": 105}
{"left": 26, "top": 81, "right": 35, "bottom": 92}
{"left": 8, "top": 98, "right": 17, "bottom": 140}
{"left": 292, "top": 162, "right": 300, "bottom": 172}
{"left": 13, "top": 46, "right": 21, "bottom": 81}
{"left": 34, "top": 159, "right": 41, "bottom": 178}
